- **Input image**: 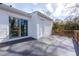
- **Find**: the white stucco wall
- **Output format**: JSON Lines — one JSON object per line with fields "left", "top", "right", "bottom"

{"left": 0, "top": 12, "right": 9, "bottom": 42}
{"left": 36, "top": 15, "right": 53, "bottom": 39}
{"left": 0, "top": 8, "right": 53, "bottom": 42}
{"left": 30, "top": 12, "right": 53, "bottom": 39}
{"left": 29, "top": 13, "right": 38, "bottom": 39}
{"left": 0, "top": 9, "right": 31, "bottom": 42}
{"left": 0, "top": 9, "right": 30, "bottom": 20}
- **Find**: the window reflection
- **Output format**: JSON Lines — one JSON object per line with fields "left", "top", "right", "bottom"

{"left": 9, "top": 16, "right": 28, "bottom": 38}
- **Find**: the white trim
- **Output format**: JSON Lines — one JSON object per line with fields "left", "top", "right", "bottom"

{"left": 32, "top": 11, "right": 53, "bottom": 21}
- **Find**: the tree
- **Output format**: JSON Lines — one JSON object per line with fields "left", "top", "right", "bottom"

{"left": 65, "top": 3, "right": 79, "bottom": 20}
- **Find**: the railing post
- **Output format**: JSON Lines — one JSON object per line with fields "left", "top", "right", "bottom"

{"left": 73, "top": 30, "right": 79, "bottom": 44}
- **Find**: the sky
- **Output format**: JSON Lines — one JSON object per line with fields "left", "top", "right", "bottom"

{"left": 5, "top": 3, "right": 77, "bottom": 20}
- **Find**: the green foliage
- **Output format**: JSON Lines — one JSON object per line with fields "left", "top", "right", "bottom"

{"left": 53, "top": 21, "right": 79, "bottom": 30}
{"left": 53, "top": 22, "right": 64, "bottom": 30}
{"left": 53, "top": 22, "right": 59, "bottom": 29}
{"left": 64, "top": 22, "right": 79, "bottom": 30}
{"left": 52, "top": 20, "right": 79, "bottom": 36}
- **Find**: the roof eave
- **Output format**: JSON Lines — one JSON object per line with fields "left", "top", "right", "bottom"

{"left": 0, "top": 4, "right": 31, "bottom": 18}
{"left": 36, "top": 11, "right": 53, "bottom": 21}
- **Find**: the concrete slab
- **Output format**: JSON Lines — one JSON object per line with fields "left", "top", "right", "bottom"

{"left": 0, "top": 35, "right": 77, "bottom": 56}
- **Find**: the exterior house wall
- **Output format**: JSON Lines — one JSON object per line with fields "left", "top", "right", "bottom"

{"left": 36, "top": 14, "right": 53, "bottom": 39}
{"left": 30, "top": 12, "right": 53, "bottom": 39}
{"left": 0, "top": 4, "right": 53, "bottom": 42}
{"left": 29, "top": 13, "right": 38, "bottom": 39}
{"left": 0, "top": 9, "right": 31, "bottom": 42}
{"left": 0, "top": 12, "right": 9, "bottom": 42}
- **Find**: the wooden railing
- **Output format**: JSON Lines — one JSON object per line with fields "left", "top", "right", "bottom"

{"left": 63, "top": 30, "right": 74, "bottom": 37}
{"left": 73, "top": 30, "right": 79, "bottom": 44}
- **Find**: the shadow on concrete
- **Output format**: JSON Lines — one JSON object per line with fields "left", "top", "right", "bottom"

{"left": 0, "top": 36, "right": 76, "bottom": 56}
{"left": 7, "top": 49, "right": 38, "bottom": 56}
{"left": 7, "top": 46, "right": 47, "bottom": 56}
{"left": 5, "top": 40, "right": 48, "bottom": 56}
{"left": 0, "top": 37, "right": 36, "bottom": 48}
{"left": 72, "top": 39, "right": 79, "bottom": 56}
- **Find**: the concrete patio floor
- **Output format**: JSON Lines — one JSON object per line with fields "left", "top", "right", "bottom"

{"left": 0, "top": 35, "right": 77, "bottom": 56}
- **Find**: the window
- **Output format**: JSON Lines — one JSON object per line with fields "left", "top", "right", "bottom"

{"left": 9, "top": 16, "right": 28, "bottom": 38}
{"left": 21, "top": 19, "right": 28, "bottom": 36}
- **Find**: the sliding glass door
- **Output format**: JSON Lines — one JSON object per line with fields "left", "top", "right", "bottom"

{"left": 9, "top": 16, "right": 28, "bottom": 38}
{"left": 9, "top": 17, "right": 19, "bottom": 38}
{"left": 21, "top": 19, "right": 28, "bottom": 36}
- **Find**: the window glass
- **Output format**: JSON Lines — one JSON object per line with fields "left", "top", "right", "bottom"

{"left": 9, "top": 16, "right": 28, "bottom": 38}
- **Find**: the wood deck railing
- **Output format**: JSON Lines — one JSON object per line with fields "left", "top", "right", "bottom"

{"left": 73, "top": 30, "right": 79, "bottom": 44}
